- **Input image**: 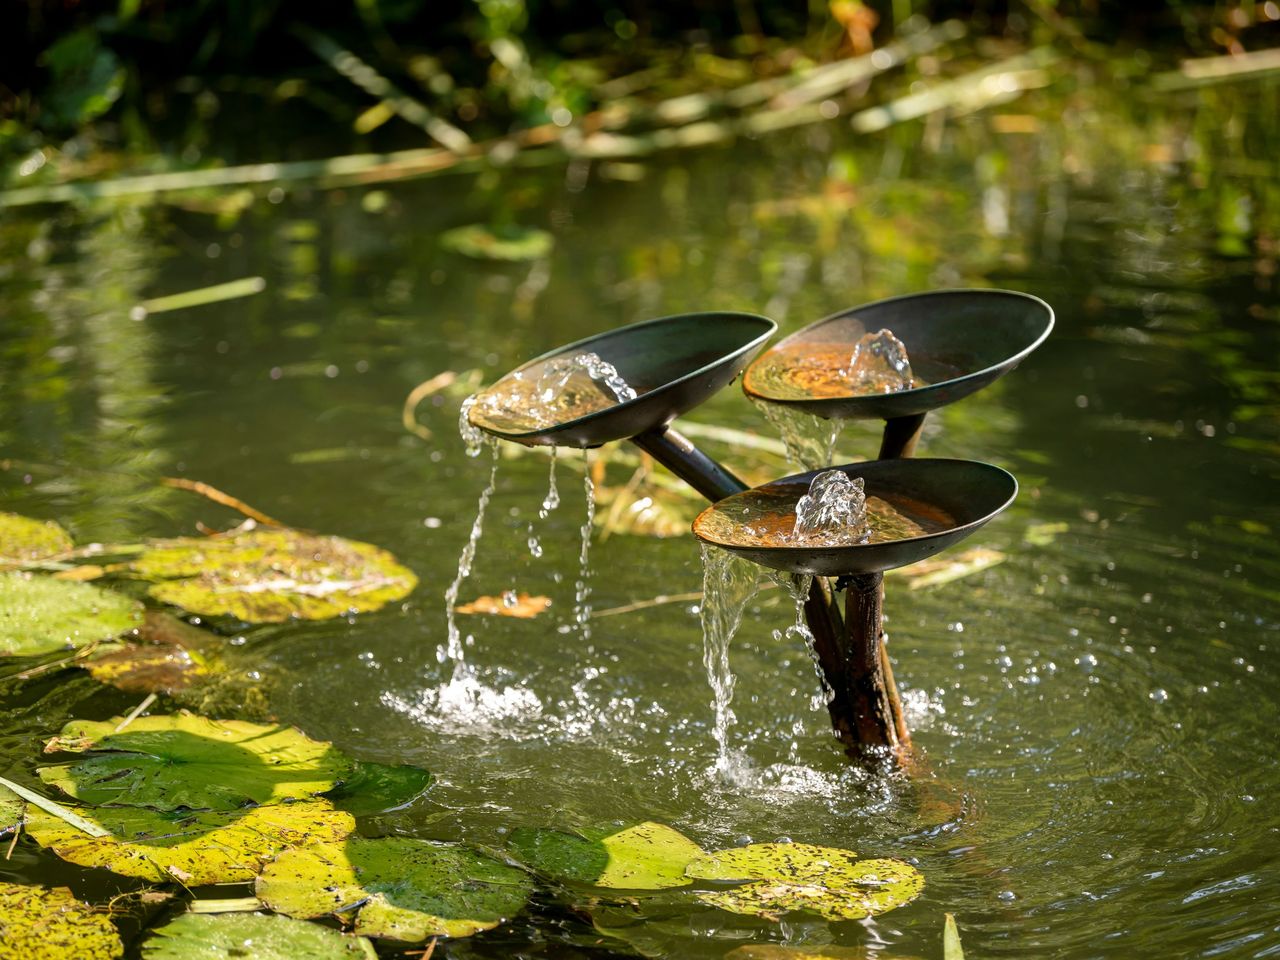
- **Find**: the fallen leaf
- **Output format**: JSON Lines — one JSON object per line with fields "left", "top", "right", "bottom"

{"left": 457, "top": 592, "right": 551, "bottom": 618}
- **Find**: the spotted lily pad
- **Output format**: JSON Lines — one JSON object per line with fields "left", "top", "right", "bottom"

{"left": 686, "top": 844, "right": 923, "bottom": 922}
{"left": 82, "top": 611, "right": 225, "bottom": 695}
{"left": 0, "top": 881, "right": 122, "bottom": 959}
{"left": 38, "top": 713, "right": 355, "bottom": 811}
{"left": 0, "top": 572, "right": 142, "bottom": 656}
{"left": 0, "top": 513, "right": 74, "bottom": 567}
{"left": 141, "top": 912, "right": 377, "bottom": 960}
{"left": 509, "top": 821, "right": 704, "bottom": 890}
{"left": 26, "top": 799, "right": 354, "bottom": 884}
{"left": 128, "top": 529, "right": 418, "bottom": 623}
{"left": 257, "top": 837, "right": 533, "bottom": 941}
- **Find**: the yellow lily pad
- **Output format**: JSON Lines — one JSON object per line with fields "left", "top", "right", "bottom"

{"left": 687, "top": 844, "right": 923, "bottom": 922}
{"left": 128, "top": 528, "right": 417, "bottom": 623}
{"left": 257, "top": 837, "right": 533, "bottom": 942}
{"left": 38, "top": 713, "right": 354, "bottom": 811}
{"left": 509, "top": 821, "right": 705, "bottom": 890}
{"left": 0, "top": 881, "right": 122, "bottom": 960}
{"left": 26, "top": 799, "right": 355, "bottom": 885}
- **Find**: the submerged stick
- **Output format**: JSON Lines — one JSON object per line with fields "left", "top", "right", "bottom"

{"left": 402, "top": 371, "right": 458, "bottom": 441}
{"left": 160, "top": 477, "right": 283, "bottom": 527}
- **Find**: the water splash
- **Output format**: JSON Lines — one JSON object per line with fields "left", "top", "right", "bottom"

{"left": 527, "top": 449, "right": 560, "bottom": 559}
{"left": 699, "top": 543, "right": 761, "bottom": 779}
{"left": 792, "top": 470, "right": 870, "bottom": 546}
{"left": 769, "top": 571, "right": 834, "bottom": 711}
{"left": 845, "top": 328, "right": 914, "bottom": 393}
{"left": 566, "top": 450, "right": 596, "bottom": 643}
{"left": 459, "top": 394, "right": 488, "bottom": 457}
{"left": 442, "top": 439, "right": 499, "bottom": 665}
{"left": 752, "top": 398, "right": 840, "bottom": 471}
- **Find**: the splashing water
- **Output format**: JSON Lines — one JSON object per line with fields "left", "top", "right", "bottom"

{"left": 467, "top": 352, "right": 637, "bottom": 434}
{"left": 527, "top": 449, "right": 560, "bottom": 559}
{"left": 459, "top": 394, "right": 488, "bottom": 457}
{"left": 846, "top": 328, "right": 914, "bottom": 393}
{"left": 560, "top": 450, "right": 596, "bottom": 643}
{"left": 752, "top": 398, "right": 840, "bottom": 471}
{"left": 443, "top": 437, "right": 499, "bottom": 665}
{"left": 769, "top": 571, "right": 834, "bottom": 711}
{"left": 792, "top": 470, "right": 870, "bottom": 546}
{"left": 699, "top": 543, "right": 760, "bottom": 780}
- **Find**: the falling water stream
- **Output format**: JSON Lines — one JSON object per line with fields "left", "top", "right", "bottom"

{"left": 752, "top": 398, "right": 841, "bottom": 471}
{"left": 698, "top": 543, "right": 760, "bottom": 779}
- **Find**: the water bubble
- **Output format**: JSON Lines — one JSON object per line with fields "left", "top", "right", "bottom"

{"left": 1149, "top": 688, "right": 1169, "bottom": 703}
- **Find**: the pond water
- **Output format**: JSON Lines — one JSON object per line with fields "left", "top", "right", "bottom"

{"left": 1, "top": 64, "right": 1278, "bottom": 958}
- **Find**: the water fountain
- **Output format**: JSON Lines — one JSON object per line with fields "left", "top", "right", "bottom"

{"left": 465, "top": 291, "right": 1053, "bottom": 764}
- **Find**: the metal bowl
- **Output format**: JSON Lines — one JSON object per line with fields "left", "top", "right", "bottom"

{"left": 469, "top": 312, "right": 776, "bottom": 447}
{"left": 743, "top": 289, "right": 1053, "bottom": 420}
{"left": 692, "top": 458, "right": 1017, "bottom": 576}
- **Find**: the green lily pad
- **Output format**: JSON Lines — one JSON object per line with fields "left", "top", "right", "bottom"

{"left": 38, "top": 713, "right": 354, "bottom": 811}
{"left": 725, "top": 946, "right": 912, "bottom": 959}
{"left": 0, "top": 513, "right": 74, "bottom": 567}
{"left": 323, "top": 760, "right": 433, "bottom": 815}
{"left": 440, "top": 224, "right": 554, "bottom": 261}
{"left": 128, "top": 528, "right": 418, "bottom": 623}
{"left": 257, "top": 837, "right": 533, "bottom": 941}
{"left": 26, "top": 799, "right": 354, "bottom": 884}
{"left": 0, "top": 572, "right": 142, "bottom": 656}
{"left": 509, "top": 821, "right": 704, "bottom": 890}
{"left": 1, "top": 783, "right": 23, "bottom": 834}
{"left": 0, "top": 881, "right": 122, "bottom": 960}
{"left": 141, "top": 912, "right": 377, "bottom": 960}
{"left": 687, "top": 844, "right": 923, "bottom": 922}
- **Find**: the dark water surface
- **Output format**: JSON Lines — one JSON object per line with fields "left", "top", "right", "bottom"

{"left": 2, "top": 65, "right": 1278, "bottom": 958}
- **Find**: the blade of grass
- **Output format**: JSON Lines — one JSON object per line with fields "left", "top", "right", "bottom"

{"left": 944, "top": 913, "right": 965, "bottom": 960}
{"left": 133, "top": 276, "right": 265, "bottom": 318}
{"left": 0, "top": 775, "right": 110, "bottom": 838}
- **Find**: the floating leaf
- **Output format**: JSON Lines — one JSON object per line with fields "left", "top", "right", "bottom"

{"left": 257, "top": 837, "right": 533, "bottom": 941}
{"left": 323, "top": 760, "right": 432, "bottom": 815}
{"left": 38, "top": 713, "right": 354, "bottom": 811}
{"left": 0, "top": 882, "right": 122, "bottom": 960}
{"left": 509, "top": 822, "right": 704, "bottom": 890}
{"left": 27, "top": 799, "right": 354, "bottom": 884}
{"left": 440, "top": 224, "right": 554, "bottom": 261}
{"left": 128, "top": 529, "right": 417, "bottom": 623}
{"left": 456, "top": 593, "right": 551, "bottom": 618}
{"left": 141, "top": 912, "right": 376, "bottom": 960}
{"left": 686, "top": 844, "right": 923, "bottom": 921}
{"left": 0, "top": 572, "right": 142, "bottom": 657}
{"left": 0, "top": 513, "right": 74, "bottom": 567}
{"left": 944, "top": 913, "right": 965, "bottom": 960}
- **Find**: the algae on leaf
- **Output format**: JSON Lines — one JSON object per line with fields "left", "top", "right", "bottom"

{"left": 510, "top": 821, "right": 704, "bottom": 891}
{"left": 0, "top": 572, "right": 142, "bottom": 657}
{"left": 38, "top": 713, "right": 355, "bottom": 811}
{"left": 257, "top": 837, "right": 533, "bottom": 941}
{"left": 128, "top": 528, "right": 417, "bottom": 623}
{"left": 141, "top": 912, "right": 376, "bottom": 960}
{"left": 0, "top": 513, "right": 74, "bottom": 567}
{"left": 686, "top": 844, "right": 923, "bottom": 922}
{"left": 0, "top": 882, "right": 122, "bottom": 960}
{"left": 26, "top": 799, "right": 354, "bottom": 884}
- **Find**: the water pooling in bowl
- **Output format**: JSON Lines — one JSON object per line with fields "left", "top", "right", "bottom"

{"left": 746, "top": 328, "right": 920, "bottom": 402}
{"left": 697, "top": 479, "right": 941, "bottom": 550}
{"left": 467, "top": 351, "right": 638, "bottom": 435}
